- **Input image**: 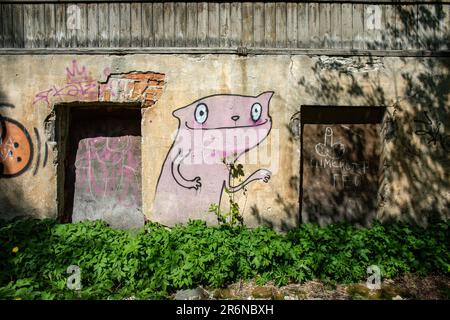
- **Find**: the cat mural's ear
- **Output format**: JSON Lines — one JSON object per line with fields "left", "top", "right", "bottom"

{"left": 257, "top": 91, "right": 275, "bottom": 103}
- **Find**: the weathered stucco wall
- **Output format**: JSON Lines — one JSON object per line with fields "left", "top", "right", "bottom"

{"left": 0, "top": 54, "right": 448, "bottom": 230}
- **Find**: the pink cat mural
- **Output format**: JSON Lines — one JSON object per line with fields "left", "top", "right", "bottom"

{"left": 152, "top": 92, "right": 274, "bottom": 226}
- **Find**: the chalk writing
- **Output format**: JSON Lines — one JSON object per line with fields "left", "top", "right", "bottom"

{"left": 311, "top": 126, "right": 369, "bottom": 190}
{"left": 315, "top": 127, "right": 345, "bottom": 159}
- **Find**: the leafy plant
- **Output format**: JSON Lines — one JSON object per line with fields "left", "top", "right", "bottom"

{"left": 209, "top": 159, "right": 246, "bottom": 227}
{"left": 0, "top": 217, "right": 448, "bottom": 300}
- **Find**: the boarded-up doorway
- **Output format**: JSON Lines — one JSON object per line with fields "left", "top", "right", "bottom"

{"left": 57, "top": 105, "right": 144, "bottom": 229}
{"left": 300, "top": 106, "right": 384, "bottom": 226}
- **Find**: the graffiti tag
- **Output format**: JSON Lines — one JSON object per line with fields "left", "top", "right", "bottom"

{"left": 414, "top": 111, "right": 450, "bottom": 152}
{"left": 33, "top": 60, "right": 111, "bottom": 106}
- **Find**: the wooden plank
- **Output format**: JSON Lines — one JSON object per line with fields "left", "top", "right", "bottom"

{"left": 119, "top": 3, "right": 131, "bottom": 47}
{"left": 76, "top": 3, "right": 87, "bottom": 47}
{"left": 444, "top": 4, "right": 450, "bottom": 50}
{"left": 341, "top": 3, "right": 352, "bottom": 49}
{"left": 230, "top": 2, "right": 242, "bottom": 47}
{"left": 141, "top": 2, "right": 153, "bottom": 47}
{"left": 397, "top": 5, "right": 417, "bottom": 50}
{"left": 24, "top": 4, "right": 34, "bottom": 48}
{"left": 163, "top": 2, "right": 175, "bottom": 47}
{"left": 330, "top": 3, "right": 341, "bottom": 49}
{"left": 287, "top": 3, "right": 297, "bottom": 48}
{"left": 365, "top": 3, "right": 383, "bottom": 50}
{"left": 242, "top": 2, "right": 253, "bottom": 47}
{"left": 319, "top": 3, "right": 331, "bottom": 48}
{"left": 197, "top": 2, "right": 208, "bottom": 47}
{"left": 297, "top": 3, "right": 309, "bottom": 48}
{"left": 109, "top": 3, "right": 120, "bottom": 47}
{"left": 352, "top": 3, "right": 365, "bottom": 50}
{"left": 66, "top": 3, "right": 77, "bottom": 47}
{"left": 395, "top": 5, "right": 405, "bottom": 50}
{"left": 34, "top": 4, "right": 45, "bottom": 48}
{"left": 131, "top": 2, "right": 141, "bottom": 47}
{"left": 174, "top": 2, "right": 186, "bottom": 47}
{"left": 98, "top": 3, "right": 109, "bottom": 47}
{"left": 2, "top": 4, "right": 13, "bottom": 47}
{"left": 0, "top": 6, "right": 2, "bottom": 47}
{"left": 3, "top": 47, "right": 449, "bottom": 58}
{"left": 253, "top": 2, "right": 264, "bottom": 47}
{"left": 44, "top": 3, "right": 56, "bottom": 48}
{"left": 12, "top": 4, "right": 24, "bottom": 48}
{"left": 186, "top": 2, "right": 197, "bottom": 47}
{"left": 55, "top": 3, "right": 66, "bottom": 48}
{"left": 417, "top": 4, "right": 434, "bottom": 50}
{"left": 208, "top": 2, "right": 220, "bottom": 47}
{"left": 219, "top": 2, "right": 230, "bottom": 47}
{"left": 382, "top": 4, "right": 397, "bottom": 50}
{"left": 153, "top": 2, "right": 164, "bottom": 47}
{"left": 87, "top": 3, "right": 98, "bottom": 47}
{"left": 308, "top": 3, "right": 320, "bottom": 48}
{"left": 275, "top": 2, "right": 287, "bottom": 48}
{"left": 264, "top": 2, "right": 276, "bottom": 47}
{"left": 434, "top": 3, "right": 446, "bottom": 50}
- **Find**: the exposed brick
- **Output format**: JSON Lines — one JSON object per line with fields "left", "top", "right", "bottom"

{"left": 144, "top": 88, "right": 162, "bottom": 95}
{"left": 124, "top": 73, "right": 150, "bottom": 80}
{"left": 103, "top": 90, "right": 111, "bottom": 102}
{"left": 133, "top": 82, "right": 148, "bottom": 95}
{"left": 153, "top": 90, "right": 163, "bottom": 99}
{"left": 148, "top": 73, "right": 165, "bottom": 81}
{"left": 143, "top": 100, "right": 156, "bottom": 107}
{"left": 97, "top": 72, "right": 165, "bottom": 107}
{"left": 144, "top": 92, "right": 157, "bottom": 100}
{"left": 126, "top": 81, "right": 135, "bottom": 91}
{"left": 148, "top": 80, "right": 165, "bottom": 86}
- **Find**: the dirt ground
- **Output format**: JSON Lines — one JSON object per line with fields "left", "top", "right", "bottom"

{"left": 200, "top": 274, "right": 450, "bottom": 300}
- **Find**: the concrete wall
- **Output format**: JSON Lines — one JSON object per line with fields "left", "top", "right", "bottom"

{"left": 0, "top": 54, "right": 449, "bottom": 230}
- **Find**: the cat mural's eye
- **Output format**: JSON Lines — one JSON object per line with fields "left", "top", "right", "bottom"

{"left": 251, "top": 103, "right": 262, "bottom": 122}
{"left": 194, "top": 103, "right": 208, "bottom": 124}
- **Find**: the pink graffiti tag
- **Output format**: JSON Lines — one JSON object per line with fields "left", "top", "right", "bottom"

{"left": 33, "top": 60, "right": 112, "bottom": 106}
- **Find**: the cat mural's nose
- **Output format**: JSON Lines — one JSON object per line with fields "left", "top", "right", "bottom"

{"left": 231, "top": 115, "right": 240, "bottom": 121}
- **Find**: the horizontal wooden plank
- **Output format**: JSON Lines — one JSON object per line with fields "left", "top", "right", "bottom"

{"left": 1, "top": 47, "right": 448, "bottom": 58}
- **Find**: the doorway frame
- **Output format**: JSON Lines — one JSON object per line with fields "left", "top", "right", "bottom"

{"left": 298, "top": 105, "right": 387, "bottom": 225}
{"left": 54, "top": 101, "right": 142, "bottom": 223}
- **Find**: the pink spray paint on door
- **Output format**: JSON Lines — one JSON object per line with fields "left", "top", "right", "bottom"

{"left": 67, "top": 107, "right": 144, "bottom": 229}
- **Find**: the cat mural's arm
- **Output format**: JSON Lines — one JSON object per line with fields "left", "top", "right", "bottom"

{"left": 171, "top": 148, "right": 202, "bottom": 190}
{"left": 225, "top": 169, "right": 271, "bottom": 193}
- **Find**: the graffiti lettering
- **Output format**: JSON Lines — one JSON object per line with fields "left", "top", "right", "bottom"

{"left": 414, "top": 111, "right": 450, "bottom": 152}
{"left": 33, "top": 60, "right": 111, "bottom": 106}
{"left": 311, "top": 126, "right": 370, "bottom": 191}
{"left": 315, "top": 127, "right": 345, "bottom": 160}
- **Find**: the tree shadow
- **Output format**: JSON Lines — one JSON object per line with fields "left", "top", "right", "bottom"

{"left": 295, "top": 7, "right": 449, "bottom": 226}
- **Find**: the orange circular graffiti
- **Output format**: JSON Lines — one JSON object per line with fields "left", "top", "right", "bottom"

{"left": 0, "top": 117, "right": 33, "bottom": 178}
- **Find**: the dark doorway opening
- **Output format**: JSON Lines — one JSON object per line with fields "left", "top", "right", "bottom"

{"left": 56, "top": 104, "right": 144, "bottom": 229}
{"left": 300, "top": 105, "right": 385, "bottom": 226}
